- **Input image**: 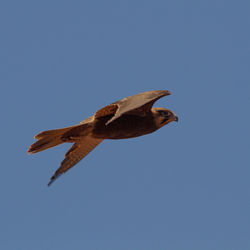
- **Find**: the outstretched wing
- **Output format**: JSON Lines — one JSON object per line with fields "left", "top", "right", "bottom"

{"left": 48, "top": 137, "right": 103, "bottom": 186}
{"left": 102, "top": 90, "right": 171, "bottom": 125}
{"left": 94, "top": 103, "right": 119, "bottom": 119}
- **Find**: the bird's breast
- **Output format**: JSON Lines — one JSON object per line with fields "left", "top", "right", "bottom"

{"left": 91, "top": 114, "right": 158, "bottom": 139}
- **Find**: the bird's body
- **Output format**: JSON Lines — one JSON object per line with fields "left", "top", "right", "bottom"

{"left": 28, "top": 90, "right": 178, "bottom": 185}
{"left": 93, "top": 114, "right": 157, "bottom": 139}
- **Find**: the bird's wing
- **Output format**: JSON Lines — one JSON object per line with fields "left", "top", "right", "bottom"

{"left": 94, "top": 103, "right": 119, "bottom": 119}
{"left": 48, "top": 137, "right": 103, "bottom": 186}
{"left": 80, "top": 116, "right": 94, "bottom": 124}
{"left": 102, "top": 90, "right": 171, "bottom": 125}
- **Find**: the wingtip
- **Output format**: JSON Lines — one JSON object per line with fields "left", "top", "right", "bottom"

{"left": 47, "top": 176, "right": 56, "bottom": 187}
{"left": 47, "top": 181, "right": 53, "bottom": 187}
{"left": 164, "top": 90, "right": 171, "bottom": 95}
{"left": 47, "top": 172, "right": 62, "bottom": 187}
{"left": 47, "top": 178, "right": 55, "bottom": 187}
{"left": 155, "top": 90, "right": 171, "bottom": 96}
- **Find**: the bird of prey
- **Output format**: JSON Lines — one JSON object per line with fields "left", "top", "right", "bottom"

{"left": 28, "top": 90, "right": 178, "bottom": 186}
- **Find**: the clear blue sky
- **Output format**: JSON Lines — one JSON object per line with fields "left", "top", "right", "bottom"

{"left": 1, "top": 1, "right": 249, "bottom": 249}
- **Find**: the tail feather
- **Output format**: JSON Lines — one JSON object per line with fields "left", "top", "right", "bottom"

{"left": 34, "top": 127, "right": 74, "bottom": 139}
{"left": 28, "top": 126, "right": 77, "bottom": 154}
{"left": 28, "top": 118, "right": 93, "bottom": 155}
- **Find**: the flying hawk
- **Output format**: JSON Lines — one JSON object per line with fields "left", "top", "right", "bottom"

{"left": 28, "top": 90, "right": 178, "bottom": 186}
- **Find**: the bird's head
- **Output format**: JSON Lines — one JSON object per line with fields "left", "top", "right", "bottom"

{"left": 152, "top": 107, "right": 178, "bottom": 128}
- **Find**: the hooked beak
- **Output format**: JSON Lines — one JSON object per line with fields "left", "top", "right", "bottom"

{"left": 173, "top": 115, "right": 178, "bottom": 122}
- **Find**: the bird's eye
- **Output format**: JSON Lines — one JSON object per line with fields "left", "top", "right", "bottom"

{"left": 164, "top": 111, "right": 171, "bottom": 117}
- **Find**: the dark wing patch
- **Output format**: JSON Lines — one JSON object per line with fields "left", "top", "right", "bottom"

{"left": 106, "top": 90, "right": 171, "bottom": 125}
{"left": 94, "top": 104, "right": 118, "bottom": 119}
{"left": 48, "top": 137, "right": 103, "bottom": 186}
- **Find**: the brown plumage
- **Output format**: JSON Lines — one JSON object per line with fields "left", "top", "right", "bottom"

{"left": 28, "top": 90, "right": 178, "bottom": 186}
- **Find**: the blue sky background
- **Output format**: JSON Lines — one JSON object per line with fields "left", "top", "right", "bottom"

{"left": 1, "top": 1, "right": 250, "bottom": 249}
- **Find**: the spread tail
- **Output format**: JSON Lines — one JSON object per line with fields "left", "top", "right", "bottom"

{"left": 28, "top": 117, "right": 93, "bottom": 155}
{"left": 28, "top": 126, "right": 77, "bottom": 154}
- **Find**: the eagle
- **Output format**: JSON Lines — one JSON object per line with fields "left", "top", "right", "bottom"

{"left": 28, "top": 90, "right": 178, "bottom": 186}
